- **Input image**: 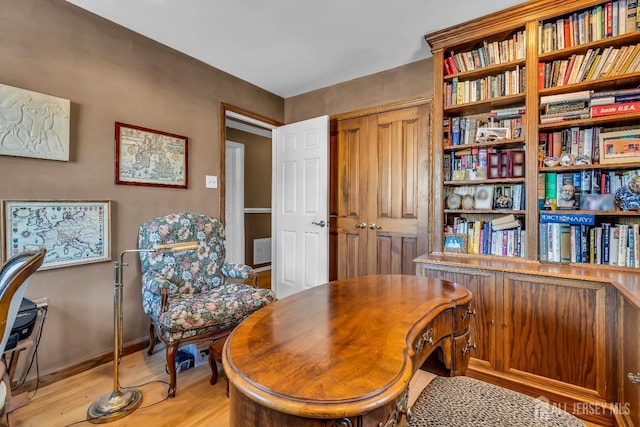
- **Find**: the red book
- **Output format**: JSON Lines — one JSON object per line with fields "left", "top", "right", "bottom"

{"left": 590, "top": 101, "right": 640, "bottom": 117}
{"left": 538, "top": 62, "right": 545, "bottom": 89}
{"left": 563, "top": 54, "right": 576, "bottom": 85}
{"left": 443, "top": 58, "right": 451, "bottom": 76}
{"left": 605, "top": 1, "right": 613, "bottom": 37}
{"left": 564, "top": 18, "right": 572, "bottom": 48}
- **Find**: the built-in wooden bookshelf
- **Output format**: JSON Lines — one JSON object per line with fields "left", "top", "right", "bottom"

{"left": 424, "top": 2, "right": 640, "bottom": 425}
{"left": 427, "top": 0, "right": 640, "bottom": 271}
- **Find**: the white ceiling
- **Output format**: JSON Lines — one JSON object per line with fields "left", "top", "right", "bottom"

{"left": 65, "top": 0, "right": 525, "bottom": 98}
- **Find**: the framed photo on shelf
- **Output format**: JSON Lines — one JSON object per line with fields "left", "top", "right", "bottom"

{"left": 1, "top": 200, "right": 111, "bottom": 270}
{"left": 115, "top": 122, "right": 189, "bottom": 188}
{"left": 598, "top": 129, "right": 640, "bottom": 165}
{"left": 443, "top": 233, "right": 467, "bottom": 253}
{"left": 473, "top": 185, "right": 494, "bottom": 209}
{"left": 475, "top": 127, "right": 510, "bottom": 143}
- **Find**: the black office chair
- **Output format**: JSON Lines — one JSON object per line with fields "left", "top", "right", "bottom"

{"left": 0, "top": 248, "right": 46, "bottom": 427}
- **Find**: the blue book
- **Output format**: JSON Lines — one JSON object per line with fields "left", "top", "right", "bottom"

{"left": 539, "top": 212, "right": 596, "bottom": 225}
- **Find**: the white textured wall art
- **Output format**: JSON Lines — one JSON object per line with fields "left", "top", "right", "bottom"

{"left": 0, "top": 83, "right": 70, "bottom": 161}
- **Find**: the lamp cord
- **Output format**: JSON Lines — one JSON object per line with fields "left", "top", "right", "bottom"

{"left": 15, "top": 304, "right": 48, "bottom": 396}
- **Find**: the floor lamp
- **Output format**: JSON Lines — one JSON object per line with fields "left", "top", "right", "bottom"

{"left": 87, "top": 241, "right": 199, "bottom": 423}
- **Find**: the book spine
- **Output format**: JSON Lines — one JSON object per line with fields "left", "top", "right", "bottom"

{"left": 590, "top": 100, "right": 640, "bottom": 116}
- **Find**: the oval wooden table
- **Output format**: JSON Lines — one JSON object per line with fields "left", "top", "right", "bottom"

{"left": 222, "top": 274, "right": 473, "bottom": 427}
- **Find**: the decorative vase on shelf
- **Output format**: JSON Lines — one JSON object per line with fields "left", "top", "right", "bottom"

{"left": 615, "top": 176, "right": 640, "bottom": 211}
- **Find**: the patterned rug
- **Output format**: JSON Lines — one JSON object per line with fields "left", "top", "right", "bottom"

{"left": 409, "top": 376, "right": 585, "bottom": 427}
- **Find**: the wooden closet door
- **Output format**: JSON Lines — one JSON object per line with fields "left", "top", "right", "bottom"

{"left": 336, "top": 103, "right": 429, "bottom": 279}
{"left": 336, "top": 116, "right": 369, "bottom": 278}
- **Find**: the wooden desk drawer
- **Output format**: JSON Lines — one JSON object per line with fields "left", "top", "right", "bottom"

{"left": 454, "top": 302, "right": 474, "bottom": 334}
{"left": 412, "top": 310, "right": 452, "bottom": 361}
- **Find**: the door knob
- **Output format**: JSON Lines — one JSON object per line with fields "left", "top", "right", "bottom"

{"left": 354, "top": 222, "right": 367, "bottom": 229}
{"left": 311, "top": 220, "right": 326, "bottom": 227}
{"left": 368, "top": 223, "right": 382, "bottom": 230}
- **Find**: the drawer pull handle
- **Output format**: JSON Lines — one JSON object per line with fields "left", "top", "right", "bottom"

{"left": 461, "top": 340, "right": 477, "bottom": 356}
{"left": 462, "top": 306, "right": 476, "bottom": 321}
{"left": 629, "top": 373, "right": 640, "bottom": 384}
{"left": 414, "top": 328, "right": 434, "bottom": 352}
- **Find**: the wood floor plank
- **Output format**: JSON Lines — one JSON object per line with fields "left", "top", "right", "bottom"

{"left": 7, "top": 347, "right": 604, "bottom": 427}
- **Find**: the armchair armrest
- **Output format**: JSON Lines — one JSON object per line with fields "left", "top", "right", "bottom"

{"left": 222, "top": 261, "right": 258, "bottom": 287}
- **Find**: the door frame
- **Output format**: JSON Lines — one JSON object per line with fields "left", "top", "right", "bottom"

{"left": 225, "top": 140, "right": 245, "bottom": 262}
{"left": 219, "top": 104, "right": 282, "bottom": 226}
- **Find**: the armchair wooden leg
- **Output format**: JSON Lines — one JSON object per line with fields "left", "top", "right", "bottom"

{"left": 166, "top": 343, "right": 178, "bottom": 398}
{"left": 147, "top": 323, "right": 155, "bottom": 356}
{"left": 208, "top": 341, "right": 219, "bottom": 386}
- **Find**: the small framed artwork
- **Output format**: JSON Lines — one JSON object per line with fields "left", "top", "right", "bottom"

{"left": 444, "top": 233, "right": 467, "bottom": 253}
{"left": 598, "top": 129, "right": 640, "bottom": 165}
{"left": 474, "top": 185, "right": 494, "bottom": 209}
{"left": 115, "top": 122, "right": 189, "bottom": 188}
{"left": 512, "top": 127, "right": 523, "bottom": 139}
{"left": 475, "top": 127, "right": 510, "bottom": 143}
{"left": 1, "top": 200, "right": 111, "bottom": 269}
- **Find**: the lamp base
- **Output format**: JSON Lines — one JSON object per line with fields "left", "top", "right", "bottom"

{"left": 87, "top": 388, "right": 142, "bottom": 424}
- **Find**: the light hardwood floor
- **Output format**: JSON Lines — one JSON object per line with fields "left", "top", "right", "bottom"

{"left": 7, "top": 347, "right": 602, "bottom": 427}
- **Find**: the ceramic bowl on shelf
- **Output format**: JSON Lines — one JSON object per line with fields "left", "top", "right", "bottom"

{"left": 543, "top": 156, "right": 560, "bottom": 167}
{"left": 615, "top": 176, "right": 640, "bottom": 211}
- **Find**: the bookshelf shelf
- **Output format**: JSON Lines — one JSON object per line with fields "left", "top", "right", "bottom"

{"left": 538, "top": 30, "right": 640, "bottom": 62}
{"left": 444, "top": 178, "right": 525, "bottom": 186}
{"left": 538, "top": 71, "right": 640, "bottom": 97}
{"left": 444, "top": 94, "right": 526, "bottom": 115}
{"left": 444, "top": 137, "right": 525, "bottom": 151}
{"left": 444, "top": 58, "right": 526, "bottom": 81}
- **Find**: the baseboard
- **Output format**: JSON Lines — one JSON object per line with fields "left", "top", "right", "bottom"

{"left": 466, "top": 366, "right": 615, "bottom": 426}
{"left": 13, "top": 337, "right": 150, "bottom": 394}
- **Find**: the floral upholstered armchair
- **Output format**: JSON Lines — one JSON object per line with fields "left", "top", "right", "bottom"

{"left": 138, "top": 212, "right": 275, "bottom": 398}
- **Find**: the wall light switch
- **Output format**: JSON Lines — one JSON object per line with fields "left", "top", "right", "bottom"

{"left": 205, "top": 175, "right": 218, "bottom": 188}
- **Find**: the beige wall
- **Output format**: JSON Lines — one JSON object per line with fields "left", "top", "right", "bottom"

{"left": 284, "top": 58, "right": 434, "bottom": 123}
{"left": 1, "top": 0, "right": 435, "bottom": 382}
{"left": 0, "top": 0, "right": 283, "bottom": 378}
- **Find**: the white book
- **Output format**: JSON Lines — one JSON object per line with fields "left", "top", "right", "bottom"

{"left": 618, "top": 224, "right": 629, "bottom": 267}
{"left": 609, "top": 226, "right": 619, "bottom": 265}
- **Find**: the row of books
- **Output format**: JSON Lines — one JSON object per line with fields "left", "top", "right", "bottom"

{"left": 538, "top": 1, "right": 638, "bottom": 54}
{"left": 541, "top": 89, "right": 640, "bottom": 119}
{"left": 540, "top": 222, "right": 640, "bottom": 267}
{"left": 538, "top": 42, "right": 640, "bottom": 90}
{"left": 540, "top": 169, "right": 640, "bottom": 208}
{"left": 447, "top": 115, "right": 524, "bottom": 146}
{"left": 538, "top": 127, "right": 602, "bottom": 161}
{"left": 446, "top": 218, "right": 525, "bottom": 257}
{"left": 443, "top": 30, "right": 526, "bottom": 76}
{"left": 444, "top": 67, "right": 526, "bottom": 107}
{"left": 444, "top": 148, "right": 525, "bottom": 181}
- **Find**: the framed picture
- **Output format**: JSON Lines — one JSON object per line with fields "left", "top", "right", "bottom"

{"left": 512, "top": 127, "right": 522, "bottom": 139}
{"left": 115, "top": 122, "right": 188, "bottom": 188}
{"left": 443, "top": 233, "right": 467, "bottom": 253}
{"left": 475, "top": 127, "right": 510, "bottom": 143}
{"left": 1, "top": 200, "right": 111, "bottom": 270}
{"left": 598, "top": 129, "right": 640, "bottom": 165}
{"left": 0, "top": 83, "right": 71, "bottom": 161}
{"left": 474, "top": 185, "right": 494, "bottom": 209}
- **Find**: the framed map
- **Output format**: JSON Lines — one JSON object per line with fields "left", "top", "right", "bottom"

{"left": 1, "top": 200, "right": 111, "bottom": 270}
{"left": 115, "top": 122, "right": 188, "bottom": 188}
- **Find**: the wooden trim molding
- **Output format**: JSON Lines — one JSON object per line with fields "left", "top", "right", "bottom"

{"left": 332, "top": 97, "right": 430, "bottom": 121}
{"left": 424, "top": 0, "right": 603, "bottom": 51}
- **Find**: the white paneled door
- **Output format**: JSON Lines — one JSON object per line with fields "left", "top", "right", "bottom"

{"left": 273, "top": 116, "right": 329, "bottom": 299}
